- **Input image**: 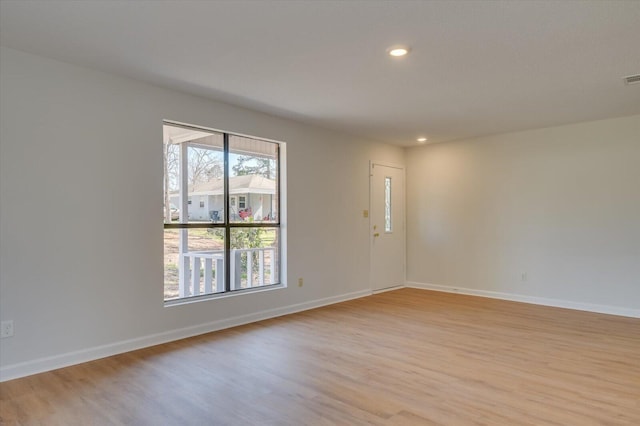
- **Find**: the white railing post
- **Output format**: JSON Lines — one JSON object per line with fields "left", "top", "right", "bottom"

{"left": 180, "top": 252, "right": 190, "bottom": 298}
{"left": 232, "top": 250, "right": 242, "bottom": 290}
{"left": 215, "top": 257, "right": 224, "bottom": 292}
{"left": 191, "top": 256, "right": 201, "bottom": 296}
{"left": 268, "top": 248, "right": 275, "bottom": 284}
{"left": 247, "top": 250, "right": 253, "bottom": 287}
{"left": 258, "top": 250, "right": 265, "bottom": 286}
{"left": 204, "top": 258, "right": 213, "bottom": 294}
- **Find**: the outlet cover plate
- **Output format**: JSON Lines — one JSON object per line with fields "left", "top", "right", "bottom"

{"left": 1, "top": 320, "right": 14, "bottom": 338}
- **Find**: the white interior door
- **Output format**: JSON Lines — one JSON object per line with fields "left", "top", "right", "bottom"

{"left": 370, "top": 162, "right": 405, "bottom": 291}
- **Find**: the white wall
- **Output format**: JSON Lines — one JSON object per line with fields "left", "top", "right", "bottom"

{"left": 406, "top": 115, "right": 640, "bottom": 314}
{"left": 0, "top": 47, "right": 404, "bottom": 379}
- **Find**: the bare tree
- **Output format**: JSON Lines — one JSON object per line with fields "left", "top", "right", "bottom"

{"left": 188, "top": 147, "right": 222, "bottom": 185}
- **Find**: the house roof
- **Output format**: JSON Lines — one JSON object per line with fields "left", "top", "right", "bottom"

{"left": 188, "top": 175, "right": 275, "bottom": 196}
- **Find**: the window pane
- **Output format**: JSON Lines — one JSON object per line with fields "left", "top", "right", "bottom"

{"left": 164, "top": 122, "right": 283, "bottom": 303}
{"left": 229, "top": 135, "right": 279, "bottom": 223}
{"left": 230, "top": 228, "right": 279, "bottom": 290}
{"left": 185, "top": 144, "right": 224, "bottom": 222}
{"left": 164, "top": 228, "right": 225, "bottom": 301}
{"left": 163, "top": 142, "right": 180, "bottom": 224}
{"left": 163, "top": 124, "right": 224, "bottom": 224}
{"left": 385, "top": 177, "right": 392, "bottom": 232}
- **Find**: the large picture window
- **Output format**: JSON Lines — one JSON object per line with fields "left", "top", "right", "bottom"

{"left": 163, "top": 122, "right": 281, "bottom": 303}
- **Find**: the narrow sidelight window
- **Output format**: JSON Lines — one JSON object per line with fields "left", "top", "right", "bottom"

{"left": 384, "top": 177, "right": 392, "bottom": 232}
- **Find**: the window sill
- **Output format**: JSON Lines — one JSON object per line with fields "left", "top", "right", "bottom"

{"left": 163, "top": 283, "right": 286, "bottom": 307}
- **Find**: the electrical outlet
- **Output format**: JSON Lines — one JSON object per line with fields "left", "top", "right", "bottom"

{"left": 298, "top": 278, "right": 304, "bottom": 287}
{"left": 1, "top": 320, "right": 14, "bottom": 338}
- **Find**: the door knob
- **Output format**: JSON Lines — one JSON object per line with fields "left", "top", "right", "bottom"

{"left": 373, "top": 233, "right": 380, "bottom": 237}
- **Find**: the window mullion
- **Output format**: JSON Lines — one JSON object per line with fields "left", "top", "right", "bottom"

{"left": 223, "top": 133, "right": 231, "bottom": 292}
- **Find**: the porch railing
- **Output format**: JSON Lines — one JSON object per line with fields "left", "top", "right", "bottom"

{"left": 179, "top": 248, "right": 275, "bottom": 298}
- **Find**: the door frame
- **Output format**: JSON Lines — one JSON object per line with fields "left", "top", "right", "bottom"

{"left": 369, "top": 161, "right": 406, "bottom": 293}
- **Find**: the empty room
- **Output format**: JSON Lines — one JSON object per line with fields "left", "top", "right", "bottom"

{"left": 1, "top": 1, "right": 639, "bottom": 424}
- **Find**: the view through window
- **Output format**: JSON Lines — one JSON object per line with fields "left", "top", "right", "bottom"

{"left": 163, "top": 122, "right": 281, "bottom": 302}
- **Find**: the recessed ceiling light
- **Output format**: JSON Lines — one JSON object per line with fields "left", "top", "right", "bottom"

{"left": 417, "top": 137, "right": 427, "bottom": 143}
{"left": 387, "top": 45, "right": 410, "bottom": 57}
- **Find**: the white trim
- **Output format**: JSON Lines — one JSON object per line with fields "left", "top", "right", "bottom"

{"left": 370, "top": 160, "right": 404, "bottom": 170}
{"left": 0, "top": 289, "right": 370, "bottom": 382}
{"left": 279, "top": 143, "right": 287, "bottom": 289}
{"left": 372, "top": 285, "right": 404, "bottom": 295}
{"left": 164, "top": 283, "right": 285, "bottom": 307}
{"left": 405, "top": 281, "right": 640, "bottom": 318}
{"left": 164, "top": 119, "right": 286, "bottom": 147}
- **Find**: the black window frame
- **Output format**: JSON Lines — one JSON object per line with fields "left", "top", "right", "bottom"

{"left": 164, "top": 122, "right": 282, "bottom": 299}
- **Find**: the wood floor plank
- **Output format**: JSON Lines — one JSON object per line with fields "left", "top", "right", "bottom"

{"left": 1, "top": 288, "right": 638, "bottom": 425}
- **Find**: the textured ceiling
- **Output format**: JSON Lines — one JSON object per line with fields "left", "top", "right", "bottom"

{"left": 1, "top": 0, "right": 639, "bottom": 146}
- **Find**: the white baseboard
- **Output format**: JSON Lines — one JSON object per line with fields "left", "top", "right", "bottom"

{"left": 405, "top": 281, "right": 640, "bottom": 318}
{"left": 372, "top": 285, "right": 404, "bottom": 294}
{"left": 0, "top": 289, "right": 371, "bottom": 382}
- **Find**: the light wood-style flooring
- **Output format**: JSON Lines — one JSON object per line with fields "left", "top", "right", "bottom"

{"left": 1, "top": 288, "right": 639, "bottom": 425}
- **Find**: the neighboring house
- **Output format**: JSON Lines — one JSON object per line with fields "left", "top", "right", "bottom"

{"left": 170, "top": 174, "right": 276, "bottom": 221}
